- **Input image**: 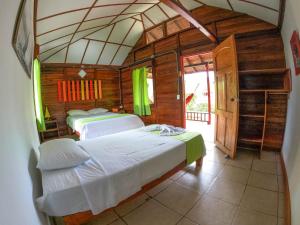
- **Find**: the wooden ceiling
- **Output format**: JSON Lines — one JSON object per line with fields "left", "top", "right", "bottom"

{"left": 36, "top": 0, "right": 282, "bottom": 66}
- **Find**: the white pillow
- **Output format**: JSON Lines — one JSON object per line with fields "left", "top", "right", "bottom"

{"left": 88, "top": 108, "right": 109, "bottom": 114}
{"left": 67, "top": 109, "right": 89, "bottom": 116}
{"left": 37, "top": 138, "right": 90, "bottom": 170}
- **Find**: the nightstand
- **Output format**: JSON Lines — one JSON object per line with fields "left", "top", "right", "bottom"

{"left": 40, "top": 119, "right": 60, "bottom": 142}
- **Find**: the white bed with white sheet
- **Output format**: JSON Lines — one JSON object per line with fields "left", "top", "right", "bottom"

{"left": 36, "top": 128, "right": 205, "bottom": 217}
{"left": 66, "top": 109, "right": 144, "bottom": 140}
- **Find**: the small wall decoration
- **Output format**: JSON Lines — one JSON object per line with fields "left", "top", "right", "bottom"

{"left": 12, "top": 0, "right": 34, "bottom": 78}
{"left": 290, "top": 31, "right": 300, "bottom": 75}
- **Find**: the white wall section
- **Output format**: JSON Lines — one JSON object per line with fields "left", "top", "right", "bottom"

{"left": 281, "top": 0, "right": 300, "bottom": 224}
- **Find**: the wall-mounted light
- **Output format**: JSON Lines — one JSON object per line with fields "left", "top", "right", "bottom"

{"left": 78, "top": 65, "right": 87, "bottom": 78}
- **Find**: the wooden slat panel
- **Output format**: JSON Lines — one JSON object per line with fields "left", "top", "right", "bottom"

{"left": 41, "top": 66, "right": 120, "bottom": 135}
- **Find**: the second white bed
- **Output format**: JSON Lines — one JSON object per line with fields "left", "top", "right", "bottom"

{"left": 37, "top": 129, "right": 187, "bottom": 216}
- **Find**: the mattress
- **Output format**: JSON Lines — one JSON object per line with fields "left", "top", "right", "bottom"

{"left": 36, "top": 129, "right": 188, "bottom": 216}
{"left": 67, "top": 112, "right": 144, "bottom": 140}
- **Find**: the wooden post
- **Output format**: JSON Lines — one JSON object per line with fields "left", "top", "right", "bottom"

{"left": 206, "top": 64, "right": 211, "bottom": 125}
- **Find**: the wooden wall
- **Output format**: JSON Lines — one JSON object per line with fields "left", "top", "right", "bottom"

{"left": 120, "top": 5, "right": 285, "bottom": 127}
{"left": 41, "top": 65, "right": 120, "bottom": 135}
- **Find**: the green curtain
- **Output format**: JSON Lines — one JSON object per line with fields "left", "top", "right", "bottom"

{"left": 132, "top": 67, "right": 151, "bottom": 116}
{"left": 33, "top": 58, "right": 46, "bottom": 131}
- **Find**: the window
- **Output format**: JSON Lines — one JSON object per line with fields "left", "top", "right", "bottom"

{"left": 147, "top": 67, "right": 155, "bottom": 104}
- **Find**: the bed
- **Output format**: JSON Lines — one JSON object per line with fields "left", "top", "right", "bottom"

{"left": 36, "top": 127, "right": 206, "bottom": 225}
{"left": 67, "top": 111, "right": 144, "bottom": 140}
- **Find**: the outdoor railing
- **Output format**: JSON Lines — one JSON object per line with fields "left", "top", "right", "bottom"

{"left": 186, "top": 111, "right": 211, "bottom": 124}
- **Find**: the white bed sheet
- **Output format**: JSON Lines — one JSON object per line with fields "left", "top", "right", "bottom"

{"left": 36, "top": 129, "right": 186, "bottom": 216}
{"left": 67, "top": 112, "right": 144, "bottom": 140}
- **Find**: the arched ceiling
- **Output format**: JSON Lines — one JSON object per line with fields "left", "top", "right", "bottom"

{"left": 36, "top": 0, "right": 281, "bottom": 65}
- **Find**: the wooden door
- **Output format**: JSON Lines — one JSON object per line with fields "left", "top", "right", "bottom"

{"left": 213, "top": 35, "right": 239, "bottom": 159}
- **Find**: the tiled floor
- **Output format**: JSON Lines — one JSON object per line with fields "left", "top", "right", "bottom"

{"left": 55, "top": 144, "right": 285, "bottom": 225}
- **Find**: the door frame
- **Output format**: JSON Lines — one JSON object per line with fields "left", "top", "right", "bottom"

{"left": 180, "top": 51, "right": 214, "bottom": 129}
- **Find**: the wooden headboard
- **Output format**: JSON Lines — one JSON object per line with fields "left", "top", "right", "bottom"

{"left": 41, "top": 65, "right": 120, "bottom": 135}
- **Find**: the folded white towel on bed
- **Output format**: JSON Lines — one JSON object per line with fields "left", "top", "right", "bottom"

{"left": 143, "top": 124, "right": 185, "bottom": 136}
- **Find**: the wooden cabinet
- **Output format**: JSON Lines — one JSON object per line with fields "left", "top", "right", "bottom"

{"left": 237, "top": 68, "right": 291, "bottom": 154}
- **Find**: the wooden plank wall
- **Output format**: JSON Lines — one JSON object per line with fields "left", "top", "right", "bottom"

{"left": 41, "top": 65, "right": 120, "bottom": 135}
{"left": 120, "top": 5, "right": 285, "bottom": 126}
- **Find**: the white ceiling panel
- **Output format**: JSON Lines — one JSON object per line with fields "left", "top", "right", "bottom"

{"left": 179, "top": 0, "right": 203, "bottom": 10}
{"left": 73, "top": 27, "right": 101, "bottom": 42}
{"left": 141, "top": 14, "right": 154, "bottom": 29}
{"left": 158, "top": 3, "right": 178, "bottom": 18}
{"left": 39, "top": 44, "right": 68, "bottom": 61}
{"left": 136, "top": 0, "right": 159, "bottom": 3}
{"left": 230, "top": 0, "right": 279, "bottom": 25}
{"left": 124, "top": 4, "right": 154, "bottom": 13}
{"left": 82, "top": 41, "right": 105, "bottom": 64}
{"left": 37, "top": 10, "right": 87, "bottom": 35}
{"left": 44, "top": 48, "right": 67, "bottom": 63}
{"left": 199, "top": 0, "right": 231, "bottom": 10}
{"left": 98, "top": 44, "right": 119, "bottom": 65}
{"left": 79, "top": 17, "right": 113, "bottom": 31}
{"left": 67, "top": 39, "right": 89, "bottom": 63}
{"left": 37, "top": 25, "right": 78, "bottom": 45}
{"left": 86, "top": 5, "right": 128, "bottom": 21}
{"left": 86, "top": 25, "right": 114, "bottom": 41}
{"left": 40, "top": 35, "right": 72, "bottom": 50}
{"left": 37, "top": 0, "right": 94, "bottom": 19}
{"left": 247, "top": 0, "right": 280, "bottom": 10}
{"left": 111, "top": 46, "right": 132, "bottom": 65}
{"left": 123, "top": 21, "right": 143, "bottom": 46}
{"left": 144, "top": 6, "right": 168, "bottom": 24}
{"left": 109, "top": 19, "right": 135, "bottom": 43}
{"left": 95, "top": 0, "right": 135, "bottom": 6}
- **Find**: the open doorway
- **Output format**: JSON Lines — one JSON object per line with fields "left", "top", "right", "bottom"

{"left": 182, "top": 52, "right": 215, "bottom": 143}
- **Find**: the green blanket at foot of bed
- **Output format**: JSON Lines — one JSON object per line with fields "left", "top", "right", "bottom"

{"left": 78, "top": 114, "right": 130, "bottom": 127}
{"left": 151, "top": 131, "right": 206, "bottom": 164}
{"left": 173, "top": 132, "right": 206, "bottom": 164}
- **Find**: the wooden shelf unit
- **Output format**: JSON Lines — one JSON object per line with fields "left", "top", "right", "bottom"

{"left": 40, "top": 119, "right": 60, "bottom": 142}
{"left": 237, "top": 68, "right": 290, "bottom": 155}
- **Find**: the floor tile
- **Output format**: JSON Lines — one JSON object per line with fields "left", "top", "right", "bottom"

{"left": 198, "top": 161, "right": 224, "bottom": 176}
{"left": 252, "top": 160, "right": 277, "bottom": 174}
{"left": 115, "top": 194, "right": 149, "bottom": 216}
{"left": 84, "top": 210, "right": 118, "bottom": 225}
{"left": 186, "top": 195, "right": 237, "bottom": 225}
{"left": 240, "top": 186, "right": 278, "bottom": 216}
{"left": 203, "top": 148, "right": 228, "bottom": 164}
{"left": 177, "top": 217, "right": 199, "bottom": 225}
{"left": 260, "top": 151, "right": 277, "bottom": 162}
{"left": 207, "top": 178, "right": 246, "bottom": 204}
{"left": 176, "top": 170, "right": 216, "bottom": 194}
{"left": 146, "top": 179, "right": 173, "bottom": 197}
{"left": 170, "top": 170, "right": 186, "bottom": 181}
{"left": 247, "top": 171, "right": 278, "bottom": 191}
{"left": 155, "top": 182, "right": 201, "bottom": 215}
{"left": 109, "top": 219, "right": 126, "bottom": 225}
{"left": 217, "top": 165, "right": 250, "bottom": 184}
{"left": 278, "top": 193, "right": 285, "bottom": 218}
{"left": 227, "top": 150, "right": 254, "bottom": 169}
{"left": 232, "top": 208, "right": 277, "bottom": 225}
{"left": 123, "top": 199, "right": 181, "bottom": 225}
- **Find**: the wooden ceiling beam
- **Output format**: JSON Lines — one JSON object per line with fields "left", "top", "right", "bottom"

{"left": 160, "top": 0, "right": 217, "bottom": 43}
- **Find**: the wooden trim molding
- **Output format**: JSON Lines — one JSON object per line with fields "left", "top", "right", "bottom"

{"left": 279, "top": 152, "right": 291, "bottom": 225}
